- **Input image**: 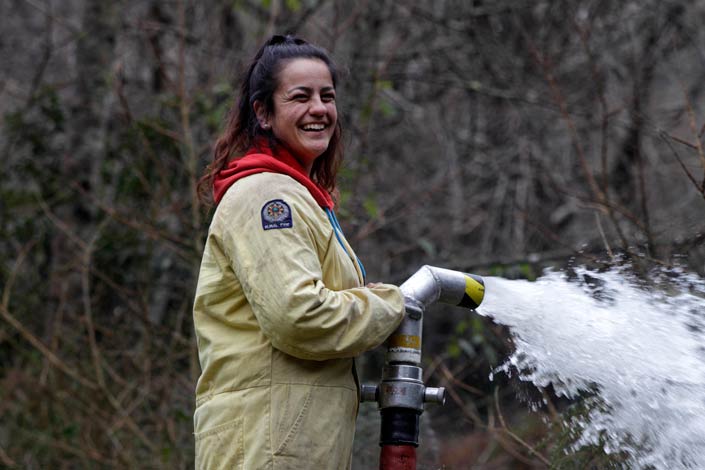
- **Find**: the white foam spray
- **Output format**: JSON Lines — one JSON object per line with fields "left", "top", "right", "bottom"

{"left": 480, "top": 266, "right": 705, "bottom": 469}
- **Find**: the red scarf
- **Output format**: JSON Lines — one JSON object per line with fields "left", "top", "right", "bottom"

{"left": 213, "top": 143, "right": 334, "bottom": 209}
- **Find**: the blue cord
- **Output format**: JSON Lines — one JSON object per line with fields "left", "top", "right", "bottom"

{"left": 325, "top": 208, "right": 367, "bottom": 283}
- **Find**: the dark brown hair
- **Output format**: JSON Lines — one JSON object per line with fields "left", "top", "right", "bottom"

{"left": 197, "top": 34, "right": 343, "bottom": 205}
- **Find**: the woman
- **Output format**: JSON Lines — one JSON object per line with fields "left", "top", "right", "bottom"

{"left": 192, "top": 35, "right": 406, "bottom": 470}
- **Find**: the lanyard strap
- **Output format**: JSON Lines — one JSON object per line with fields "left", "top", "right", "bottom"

{"left": 325, "top": 208, "right": 367, "bottom": 283}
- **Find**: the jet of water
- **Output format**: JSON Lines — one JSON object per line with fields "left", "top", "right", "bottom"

{"left": 481, "top": 266, "right": 705, "bottom": 469}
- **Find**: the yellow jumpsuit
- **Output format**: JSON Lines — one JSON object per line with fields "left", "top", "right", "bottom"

{"left": 193, "top": 172, "right": 405, "bottom": 469}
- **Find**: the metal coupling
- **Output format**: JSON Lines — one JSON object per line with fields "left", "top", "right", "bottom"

{"left": 360, "top": 384, "right": 378, "bottom": 403}
{"left": 424, "top": 387, "right": 446, "bottom": 405}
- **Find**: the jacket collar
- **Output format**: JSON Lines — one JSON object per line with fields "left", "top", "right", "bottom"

{"left": 213, "top": 141, "right": 334, "bottom": 209}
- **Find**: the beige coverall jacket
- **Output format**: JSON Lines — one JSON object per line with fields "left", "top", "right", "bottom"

{"left": 193, "top": 172, "right": 405, "bottom": 469}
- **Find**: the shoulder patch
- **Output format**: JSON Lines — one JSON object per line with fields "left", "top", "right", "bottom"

{"left": 261, "top": 199, "right": 293, "bottom": 230}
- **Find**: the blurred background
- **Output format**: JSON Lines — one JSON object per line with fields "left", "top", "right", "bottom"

{"left": 2, "top": 0, "right": 705, "bottom": 468}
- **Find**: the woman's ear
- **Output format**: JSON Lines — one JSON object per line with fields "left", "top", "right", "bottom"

{"left": 253, "top": 100, "right": 270, "bottom": 129}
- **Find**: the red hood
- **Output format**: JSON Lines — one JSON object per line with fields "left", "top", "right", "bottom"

{"left": 213, "top": 143, "right": 334, "bottom": 209}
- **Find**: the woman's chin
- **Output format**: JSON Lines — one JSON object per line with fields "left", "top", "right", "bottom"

{"left": 302, "top": 142, "right": 331, "bottom": 159}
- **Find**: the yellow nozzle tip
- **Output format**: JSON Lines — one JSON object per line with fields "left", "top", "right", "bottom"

{"left": 460, "top": 275, "right": 485, "bottom": 309}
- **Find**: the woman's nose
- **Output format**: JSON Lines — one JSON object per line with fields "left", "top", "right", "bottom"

{"left": 308, "top": 96, "right": 327, "bottom": 115}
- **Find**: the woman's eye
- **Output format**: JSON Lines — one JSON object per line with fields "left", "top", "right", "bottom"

{"left": 293, "top": 94, "right": 308, "bottom": 101}
{"left": 322, "top": 94, "right": 336, "bottom": 102}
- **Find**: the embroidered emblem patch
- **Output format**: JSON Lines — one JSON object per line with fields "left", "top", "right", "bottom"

{"left": 261, "top": 199, "right": 293, "bottom": 230}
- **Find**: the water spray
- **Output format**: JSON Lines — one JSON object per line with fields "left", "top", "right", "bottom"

{"left": 482, "top": 268, "right": 705, "bottom": 469}
{"left": 361, "top": 265, "right": 485, "bottom": 470}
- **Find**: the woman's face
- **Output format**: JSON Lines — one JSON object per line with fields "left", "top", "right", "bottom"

{"left": 257, "top": 58, "right": 337, "bottom": 173}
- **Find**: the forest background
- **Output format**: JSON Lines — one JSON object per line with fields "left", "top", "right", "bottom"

{"left": 2, "top": 0, "right": 705, "bottom": 468}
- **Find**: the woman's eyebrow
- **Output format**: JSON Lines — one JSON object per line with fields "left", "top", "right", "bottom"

{"left": 286, "top": 85, "right": 335, "bottom": 94}
{"left": 286, "top": 86, "right": 311, "bottom": 94}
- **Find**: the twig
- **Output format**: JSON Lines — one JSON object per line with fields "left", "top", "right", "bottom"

{"left": 439, "top": 362, "right": 485, "bottom": 396}
{"left": 0, "top": 443, "right": 15, "bottom": 467}
{"left": 495, "top": 432, "right": 544, "bottom": 467}
{"left": 494, "top": 387, "right": 551, "bottom": 466}
{"left": 177, "top": 0, "right": 203, "bottom": 255}
{"left": 139, "top": 119, "right": 184, "bottom": 143}
{"left": 444, "top": 377, "right": 484, "bottom": 427}
{"left": 71, "top": 183, "right": 195, "bottom": 260}
{"left": 29, "top": 428, "right": 114, "bottom": 466}
{"left": 82, "top": 219, "right": 109, "bottom": 388}
{"left": 21, "top": 0, "right": 81, "bottom": 35}
{"left": 353, "top": 169, "right": 452, "bottom": 241}
{"left": 40, "top": 282, "right": 67, "bottom": 387}
{"left": 0, "top": 305, "right": 98, "bottom": 391}
{"left": 1, "top": 241, "right": 97, "bottom": 390}
{"left": 521, "top": 26, "right": 604, "bottom": 205}
{"left": 666, "top": 133, "right": 699, "bottom": 150}
{"left": 574, "top": 18, "right": 612, "bottom": 202}
{"left": 516, "top": 210, "right": 602, "bottom": 263}
{"left": 1, "top": 241, "right": 35, "bottom": 309}
{"left": 263, "top": 0, "right": 280, "bottom": 39}
{"left": 523, "top": 16, "right": 658, "bottom": 257}
{"left": 680, "top": 82, "right": 705, "bottom": 189}
{"left": 540, "top": 388, "right": 560, "bottom": 422}
{"left": 660, "top": 131, "right": 705, "bottom": 200}
{"left": 423, "top": 354, "right": 447, "bottom": 381}
{"left": 102, "top": 389, "right": 158, "bottom": 453}
{"left": 594, "top": 212, "right": 614, "bottom": 260}
{"left": 333, "top": 0, "right": 370, "bottom": 38}
{"left": 36, "top": 197, "right": 88, "bottom": 251}
{"left": 113, "top": 62, "right": 171, "bottom": 196}
{"left": 22, "top": 0, "right": 55, "bottom": 111}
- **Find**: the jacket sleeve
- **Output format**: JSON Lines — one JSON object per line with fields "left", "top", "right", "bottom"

{"left": 217, "top": 176, "right": 405, "bottom": 361}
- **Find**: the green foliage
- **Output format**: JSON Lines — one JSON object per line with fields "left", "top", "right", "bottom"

{"left": 417, "top": 237, "right": 436, "bottom": 257}
{"left": 38, "top": 86, "right": 65, "bottom": 131}
{"left": 545, "top": 400, "right": 631, "bottom": 469}
{"left": 378, "top": 99, "right": 396, "bottom": 118}
{"left": 363, "top": 196, "right": 378, "bottom": 218}
{"left": 359, "top": 100, "right": 374, "bottom": 123}
{"left": 376, "top": 80, "right": 393, "bottom": 90}
{"left": 284, "top": 0, "right": 301, "bottom": 11}
{"left": 488, "top": 262, "right": 539, "bottom": 281}
{"left": 4, "top": 86, "right": 64, "bottom": 156}
{"left": 194, "top": 83, "right": 232, "bottom": 134}
{"left": 446, "top": 339, "right": 461, "bottom": 358}
{"left": 335, "top": 167, "right": 355, "bottom": 217}
{"left": 135, "top": 118, "right": 181, "bottom": 156}
{"left": 358, "top": 79, "right": 398, "bottom": 123}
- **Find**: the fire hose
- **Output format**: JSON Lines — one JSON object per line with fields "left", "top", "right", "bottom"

{"left": 361, "top": 266, "right": 486, "bottom": 470}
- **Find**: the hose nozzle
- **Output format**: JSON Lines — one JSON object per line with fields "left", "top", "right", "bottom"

{"left": 362, "top": 265, "right": 487, "bottom": 456}
{"left": 399, "top": 266, "right": 485, "bottom": 311}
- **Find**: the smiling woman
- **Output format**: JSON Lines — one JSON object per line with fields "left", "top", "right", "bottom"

{"left": 192, "top": 35, "right": 406, "bottom": 470}
{"left": 254, "top": 58, "right": 338, "bottom": 173}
